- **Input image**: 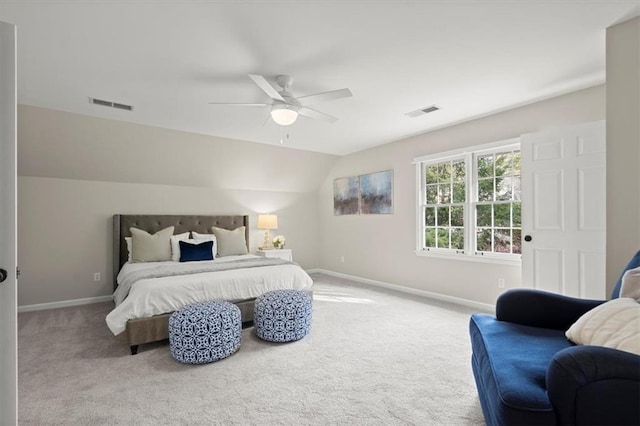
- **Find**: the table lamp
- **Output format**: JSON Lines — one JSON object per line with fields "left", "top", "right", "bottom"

{"left": 257, "top": 214, "right": 278, "bottom": 249}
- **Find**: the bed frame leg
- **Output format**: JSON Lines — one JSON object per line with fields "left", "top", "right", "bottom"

{"left": 130, "top": 345, "right": 139, "bottom": 355}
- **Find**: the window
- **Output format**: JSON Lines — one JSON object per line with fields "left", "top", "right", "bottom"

{"left": 415, "top": 139, "right": 521, "bottom": 262}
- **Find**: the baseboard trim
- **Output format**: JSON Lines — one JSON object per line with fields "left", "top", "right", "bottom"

{"left": 308, "top": 268, "right": 495, "bottom": 313}
{"left": 18, "top": 295, "right": 113, "bottom": 313}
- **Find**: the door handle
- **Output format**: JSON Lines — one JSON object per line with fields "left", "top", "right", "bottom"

{"left": 0, "top": 268, "right": 7, "bottom": 283}
{"left": 524, "top": 235, "right": 532, "bottom": 242}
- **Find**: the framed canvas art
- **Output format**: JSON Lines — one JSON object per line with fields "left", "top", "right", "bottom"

{"left": 333, "top": 176, "right": 360, "bottom": 215}
{"left": 359, "top": 170, "right": 393, "bottom": 214}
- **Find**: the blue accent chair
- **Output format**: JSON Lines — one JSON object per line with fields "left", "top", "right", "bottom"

{"left": 469, "top": 251, "right": 640, "bottom": 425}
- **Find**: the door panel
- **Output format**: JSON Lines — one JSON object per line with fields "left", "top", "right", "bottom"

{"left": 0, "top": 20, "right": 18, "bottom": 425}
{"left": 522, "top": 121, "right": 606, "bottom": 298}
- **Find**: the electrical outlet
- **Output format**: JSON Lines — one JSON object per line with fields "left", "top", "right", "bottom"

{"left": 497, "top": 278, "right": 505, "bottom": 288}
{"left": 340, "top": 256, "right": 345, "bottom": 263}
{"left": 93, "top": 272, "right": 101, "bottom": 282}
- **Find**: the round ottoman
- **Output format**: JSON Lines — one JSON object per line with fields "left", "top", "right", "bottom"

{"left": 169, "top": 301, "right": 241, "bottom": 364}
{"left": 254, "top": 289, "right": 312, "bottom": 342}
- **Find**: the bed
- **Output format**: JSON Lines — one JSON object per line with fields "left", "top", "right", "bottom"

{"left": 107, "top": 214, "right": 313, "bottom": 355}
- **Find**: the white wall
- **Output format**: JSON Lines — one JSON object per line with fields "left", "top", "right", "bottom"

{"left": 606, "top": 17, "right": 640, "bottom": 292}
{"left": 318, "top": 85, "right": 606, "bottom": 305}
{"left": 17, "top": 106, "right": 338, "bottom": 306}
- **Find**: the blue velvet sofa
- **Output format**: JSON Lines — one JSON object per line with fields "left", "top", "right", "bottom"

{"left": 469, "top": 252, "right": 640, "bottom": 425}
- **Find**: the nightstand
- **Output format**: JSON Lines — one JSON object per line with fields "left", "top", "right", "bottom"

{"left": 256, "top": 248, "right": 293, "bottom": 262}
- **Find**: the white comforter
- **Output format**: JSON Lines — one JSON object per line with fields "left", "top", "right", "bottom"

{"left": 105, "top": 254, "right": 313, "bottom": 335}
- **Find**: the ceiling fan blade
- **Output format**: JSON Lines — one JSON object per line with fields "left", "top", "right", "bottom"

{"left": 248, "top": 74, "right": 285, "bottom": 101}
{"left": 208, "top": 103, "right": 269, "bottom": 106}
{"left": 299, "top": 106, "right": 338, "bottom": 123}
{"left": 296, "top": 88, "right": 352, "bottom": 106}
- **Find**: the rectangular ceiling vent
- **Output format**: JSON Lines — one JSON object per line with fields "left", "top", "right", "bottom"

{"left": 89, "top": 97, "right": 134, "bottom": 111}
{"left": 405, "top": 104, "right": 441, "bottom": 118}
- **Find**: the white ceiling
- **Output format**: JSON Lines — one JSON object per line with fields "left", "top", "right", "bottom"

{"left": 1, "top": 1, "right": 638, "bottom": 155}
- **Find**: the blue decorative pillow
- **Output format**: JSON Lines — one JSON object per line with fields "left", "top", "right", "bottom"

{"left": 179, "top": 240, "right": 214, "bottom": 262}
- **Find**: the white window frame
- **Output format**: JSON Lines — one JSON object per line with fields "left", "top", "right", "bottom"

{"left": 414, "top": 138, "right": 521, "bottom": 265}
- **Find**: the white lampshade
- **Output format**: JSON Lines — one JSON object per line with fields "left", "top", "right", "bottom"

{"left": 257, "top": 214, "right": 278, "bottom": 230}
{"left": 270, "top": 104, "right": 298, "bottom": 126}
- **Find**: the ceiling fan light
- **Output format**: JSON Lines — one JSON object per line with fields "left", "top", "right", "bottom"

{"left": 270, "top": 104, "right": 299, "bottom": 126}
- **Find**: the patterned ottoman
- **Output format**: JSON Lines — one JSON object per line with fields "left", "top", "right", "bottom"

{"left": 254, "top": 289, "right": 312, "bottom": 342}
{"left": 169, "top": 301, "right": 241, "bottom": 364}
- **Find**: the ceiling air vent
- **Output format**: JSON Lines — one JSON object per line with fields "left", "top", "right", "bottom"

{"left": 89, "top": 97, "right": 134, "bottom": 111}
{"left": 405, "top": 104, "right": 441, "bottom": 118}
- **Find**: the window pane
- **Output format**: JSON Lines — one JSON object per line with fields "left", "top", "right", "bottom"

{"left": 512, "top": 203, "right": 521, "bottom": 227}
{"left": 512, "top": 176, "right": 521, "bottom": 201}
{"left": 513, "top": 152, "right": 521, "bottom": 176}
{"left": 437, "top": 206, "right": 450, "bottom": 226}
{"left": 495, "top": 152, "right": 512, "bottom": 176}
{"left": 453, "top": 161, "right": 465, "bottom": 181}
{"left": 425, "top": 228, "right": 436, "bottom": 248}
{"left": 438, "top": 184, "right": 451, "bottom": 203}
{"left": 477, "top": 155, "right": 493, "bottom": 178}
{"left": 425, "top": 165, "right": 438, "bottom": 184}
{"left": 453, "top": 182, "right": 465, "bottom": 203}
{"left": 476, "top": 228, "right": 492, "bottom": 252}
{"left": 438, "top": 163, "right": 451, "bottom": 182}
{"left": 496, "top": 176, "right": 512, "bottom": 201}
{"left": 426, "top": 184, "right": 438, "bottom": 203}
{"left": 478, "top": 178, "right": 494, "bottom": 201}
{"left": 512, "top": 229, "right": 522, "bottom": 254}
{"left": 476, "top": 204, "right": 492, "bottom": 227}
{"left": 494, "top": 229, "right": 511, "bottom": 253}
{"left": 494, "top": 203, "right": 511, "bottom": 227}
{"left": 451, "top": 206, "right": 464, "bottom": 227}
{"left": 425, "top": 207, "right": 435, "bottom": 226}
{"left": 437, "top": 228, "right": 449, "bottom": 248}
{"left": 451, "top": 228, "right": 464, "bottom": 249}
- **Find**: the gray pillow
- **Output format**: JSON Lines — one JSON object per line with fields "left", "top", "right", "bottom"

{"left": 211, "top": 226, "right": 248, "bottom": 256}
{"left": 130, "top": 226, "right": 174, "bottom": 262}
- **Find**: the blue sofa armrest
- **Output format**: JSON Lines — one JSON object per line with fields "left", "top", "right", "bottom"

{"left": 496, "top": 289, "right": 604, "bottom": 330}
{"left": 547, "top": 346, "right": 640, "bottom": 425}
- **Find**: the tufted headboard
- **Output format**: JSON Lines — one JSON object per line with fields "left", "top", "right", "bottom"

{"left": 113, "top": 214, "right": 249, "bottom": 290}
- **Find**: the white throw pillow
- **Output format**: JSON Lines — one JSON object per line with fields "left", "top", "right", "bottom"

{"left": 211, "top": 226, "right": 248, "bottom": 257}
{"left": 125, "top": 237, "right": 132, "bottom": 262}
{"left": 170, "top": 232, "right": 191, "bottom": 262}
{"left": 566, "top": 298, "right": 640, "bottom": 356}
{"left": 620, "top": 266, "right": 640, "bottom": 302}
{"left": 191, "top": 232, "right": 217, "bottom": 258}
{"left": 130, "top": 226, "right": 174, "bottom": 262}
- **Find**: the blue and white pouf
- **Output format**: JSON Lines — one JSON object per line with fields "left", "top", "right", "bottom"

{"left": 254, "top": 289, "right": 312, "bottom": 342}
{"left": 169, "top": 301, "right": 241, "bottom": 364}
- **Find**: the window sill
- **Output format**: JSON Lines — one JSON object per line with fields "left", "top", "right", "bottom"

{"left": 414, "top": 250, "right": 521, "bottom": 266}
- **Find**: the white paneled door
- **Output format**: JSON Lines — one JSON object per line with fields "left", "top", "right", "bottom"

{"left": 521, "top": 121, "right": 606, "bottom": 299}
{"left": 0, "top": 20, "right": 18, "bottom": 425}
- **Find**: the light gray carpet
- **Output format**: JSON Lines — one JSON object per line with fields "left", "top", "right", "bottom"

{"left": 18, "top": 273, "right": 485, "bottom": 425}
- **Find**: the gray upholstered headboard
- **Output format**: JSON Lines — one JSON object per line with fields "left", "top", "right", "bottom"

{"left": 113, "top": 214, "right": 249, "bottom": 290}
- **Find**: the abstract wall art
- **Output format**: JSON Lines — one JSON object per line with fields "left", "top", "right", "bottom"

{"left": 333, "top": 170, "right": 393, "bottom": 215}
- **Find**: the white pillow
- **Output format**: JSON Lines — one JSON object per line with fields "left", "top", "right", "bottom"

{"left": 566, "top": 298, "right": 640, "bottom": 356}
{"left": 191, "top": 232, "right": 217, "bottom": 258}
{"left": 130, "top": 226, "right": 174, "bottom": 262}
{"left": 620, "top": 266, "right": 640, "bottom": 302}
{"left": 170, "top": 232, "right": 191, "bottom": 262}
{"left": 211, "top": 226, "right": 248, "bottom": 257}
{"left": 125, "top": 237, "right": 132, "bottom": 262}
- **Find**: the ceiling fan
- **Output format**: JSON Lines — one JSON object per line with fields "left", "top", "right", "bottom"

{"left": 209, "top": 74, "right": 352, "bottom": 126}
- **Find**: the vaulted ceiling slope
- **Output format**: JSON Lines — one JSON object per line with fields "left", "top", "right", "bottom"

{"left": 1, "top": 1, "right": 638, "bottom": 155}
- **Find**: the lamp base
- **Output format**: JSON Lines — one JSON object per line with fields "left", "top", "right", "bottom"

{"left": 261, "top": 230, "right": 272, "bottom": 251}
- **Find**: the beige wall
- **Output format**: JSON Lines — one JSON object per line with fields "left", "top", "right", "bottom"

{"left": 17, "top": 106, "right": 338, "bottom": 306}
{"left": 606, "top": 17, "right": 640, "bottom": 293}
{"left": 318, "top": 85, "right": 606, "bottom": 305}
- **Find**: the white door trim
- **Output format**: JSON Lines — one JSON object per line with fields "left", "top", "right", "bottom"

{"left": 0, "top": 20, "right": 18, "bottom": 425}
